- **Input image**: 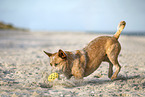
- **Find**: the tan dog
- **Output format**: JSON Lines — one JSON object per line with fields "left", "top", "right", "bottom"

{"left": 44, "top": 21, "right": 126, "bottom": 80}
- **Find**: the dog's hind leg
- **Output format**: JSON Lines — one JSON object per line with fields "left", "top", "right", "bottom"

{"left": 107, "top": 54, "right": 121, "bottom": 80}
{"left": 107, "top": 44, "right": 121, "bottom": 80}
{"left": 110, "top": 60, "right": 121, "bottom": 80}
{"left": 103, "top": 56, "right": 113, "bottom": 78}
{"left": 108, "top": 61, "right": 113, "bottom": 78}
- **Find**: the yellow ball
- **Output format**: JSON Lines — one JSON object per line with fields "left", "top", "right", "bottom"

{"left": 48, "top": 72, "right": 59, "bottom": 82}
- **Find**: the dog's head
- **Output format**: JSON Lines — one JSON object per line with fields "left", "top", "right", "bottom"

{"left": 44, "top": 49, "right": 69, "bottom": 75}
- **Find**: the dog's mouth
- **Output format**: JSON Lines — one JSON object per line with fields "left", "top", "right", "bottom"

{"left": 51, "top": 66, "right": 64, "bottom": 74}
{"left": 50, "top": 66, "right": 69, "bottom": 80}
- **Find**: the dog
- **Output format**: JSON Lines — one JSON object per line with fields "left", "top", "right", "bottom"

{"left": 44, "top": 21, "right": 126, "bottom": 80}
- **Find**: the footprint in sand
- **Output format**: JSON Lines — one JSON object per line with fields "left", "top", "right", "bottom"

{"left": 93, "top": 74, "right": 103, "bottom": 78}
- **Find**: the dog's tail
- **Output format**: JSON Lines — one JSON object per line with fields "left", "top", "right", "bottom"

{"left": 113, "top": 21, "right": 126, "bottom": 39}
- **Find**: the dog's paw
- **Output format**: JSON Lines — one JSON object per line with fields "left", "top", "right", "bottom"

{"left": 111, "top": 75, "right": 117, "bottom": 80}
{"left": 108, "top": 75, "right": 112, "bottom": 78}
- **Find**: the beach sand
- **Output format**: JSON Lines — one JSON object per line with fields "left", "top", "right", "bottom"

{"left": 0, "top": 30, "right": 145, "bottom": 96}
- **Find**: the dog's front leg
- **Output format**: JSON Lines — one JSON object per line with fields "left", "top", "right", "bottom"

{"left": 71, "top": 65, "right": 84, "bottom": 79}
{"left": 72, "top": 69, "right": 84, "bottom": 79}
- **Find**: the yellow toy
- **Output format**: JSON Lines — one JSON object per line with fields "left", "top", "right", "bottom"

{"left": 48, "top": 72, "right": 59, "bottom": 82}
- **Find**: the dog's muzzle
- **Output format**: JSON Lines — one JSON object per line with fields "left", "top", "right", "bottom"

{"left": 51, "top": 67, "right": 63, "bottom": 74}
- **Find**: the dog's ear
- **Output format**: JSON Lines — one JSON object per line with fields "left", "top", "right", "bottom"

{"left": 43, "top": 51, "right": 52, "bottom": 57}
{"left": 58, "top": 49, "right": 67, "bottom": 59}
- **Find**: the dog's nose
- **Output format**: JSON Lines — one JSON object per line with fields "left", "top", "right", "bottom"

{"left": 51, "top": 67, "right": 56, "bottom": 73}
{"left": 51, "top": 67, "right": 60, "bottom": 73}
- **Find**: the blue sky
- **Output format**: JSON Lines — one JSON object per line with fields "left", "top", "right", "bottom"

{"left": 0, "top": 0, "right": 145, "bottom": 32}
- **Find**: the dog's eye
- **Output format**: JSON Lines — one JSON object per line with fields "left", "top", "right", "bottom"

{"left": 50, "top": 63, "right": 52, "bottom": 66}
{"left": 55, "top": 63, "right": 58, "bottom": 66}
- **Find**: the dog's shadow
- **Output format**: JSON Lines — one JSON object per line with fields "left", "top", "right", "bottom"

{"left": 82, "top": 74, "right": 141, "bottom": 86}
{"left": 39, "top": 74, "right": 141, "bottom": 88}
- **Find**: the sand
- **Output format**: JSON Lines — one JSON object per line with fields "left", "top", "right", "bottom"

{"left": 0, "top": 30, "right": 145, "bottom": 96}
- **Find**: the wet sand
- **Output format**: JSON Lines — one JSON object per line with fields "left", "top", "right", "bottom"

{"left": 0, "top": 30, "right": 145, "bottom": 96}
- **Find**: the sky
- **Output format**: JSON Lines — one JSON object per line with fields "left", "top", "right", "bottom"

{"left": 0, "top": 0, "right": 145, "bottom": 32}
